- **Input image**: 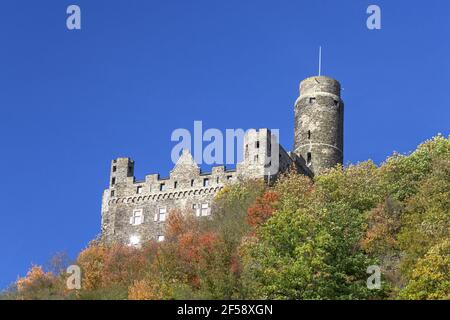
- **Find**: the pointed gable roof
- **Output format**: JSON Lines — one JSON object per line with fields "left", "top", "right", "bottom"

{"left": 170, "top": 149, "right": 200, "bottom": 178}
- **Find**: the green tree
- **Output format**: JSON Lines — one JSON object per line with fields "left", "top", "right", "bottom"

{"left": 399, "top": 239, "right": 450, "bottom": 300}
{"left": 243, "top": 170, "right": 381, "bottom": 299}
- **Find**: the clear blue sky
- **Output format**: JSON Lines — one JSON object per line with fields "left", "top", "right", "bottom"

{"left": 0, "top": 0, "right": 449, "bottom": 289}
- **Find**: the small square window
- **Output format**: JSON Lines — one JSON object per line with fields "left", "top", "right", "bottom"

{"left": 227, "top": 175, "right": 232, "bottom": 180}
{"left": 191, "top": 179, "right": 195, "bottom": 187}
{"left": 309, "top": 97, "right": 316, "bottom": 104}
{"left": 155, "top": 208, "right": 166, "bottom": 222}
{"left": 174, "top": 181, "right": 178, "bottom": 189}
{"left": 111, "top": 190, "right": 115, "bottom": 197}
{"left": 130, "top": 209, "right": 144, "bottom": 225}
{"left": 136, "top": 186, "right": 142, "bottom": 194}
{"left": 193, "top": 204, "right": 201, "bottom": 217}
{"left": 111, "top": 177, "right": 116, "bottom": 186}
{"left": 203, "top": 178, "right": 209, "bottom": 187}
{"left": 112, "top": 166, "right": 117, "bottom": 172}
{"left": 157, "top": 235, "right": 165, "bottom": 242}
{"left": 201, "top": 203, "right": 209, "bottom": 216}
{"left": 129, "top": 235, "right": 140, "bottom": 247}
{"left": 160, "top": 183, "right": 166, "bottom": 191}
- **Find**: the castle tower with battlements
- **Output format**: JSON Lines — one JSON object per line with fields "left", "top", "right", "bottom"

{"left": 101, "top": 76, "right": 344, "bottom": 245}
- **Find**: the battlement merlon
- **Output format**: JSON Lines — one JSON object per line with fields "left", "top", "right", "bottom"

{"left": 104, "top": 152, "right": 239, "bottom": 200}
{"left": 104, "top": 128, "right": 296, "bottom": 199}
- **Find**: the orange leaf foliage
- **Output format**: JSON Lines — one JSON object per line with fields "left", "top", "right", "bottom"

{"left": 128, "top": 279, "right": 164, "bottom": 300}
{"left": 246, "top": 191, "right": 279, "bottom": 228}
{"left": 16, "top": 265, "right": 55, "bottom": 293}
{"left": 77, "top": 243, "right": 151, "bottom": 290}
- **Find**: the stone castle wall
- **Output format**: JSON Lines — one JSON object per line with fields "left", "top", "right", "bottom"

{"left": 101, "top": 129, "right": 296, "bottom": 245}
{"left": 101, "top": 76, "right": 344, "bottom": 245}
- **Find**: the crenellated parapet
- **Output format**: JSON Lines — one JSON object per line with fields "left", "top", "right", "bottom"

{"left": 101, "top": 75, "right": 345, "bottom": 246}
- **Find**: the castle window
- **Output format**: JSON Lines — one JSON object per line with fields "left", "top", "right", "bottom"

{"left": 203, "top": 178, "right": 209, "bottom": 187}
{"left": 193, "top": 204, "right": 201, "bottom": 217}
{"left": 256, "top": 141, "right": 260, "bottom": 148}
{"left": 307, "top": 152, "right": 312, "bottom": 166}
{"left": 227, "top": 175, "right": 232, "bottom": 181}
{"left": 112, "top": 166, "right": 117, "bottom": 172}
{"left": 111, "top": 190, "right": 115, "bottom": 197}
{"left": 174, "top": 181, "right": 178, "bottom": 189}
{"left": 111, "top": 177, "right": 116, "bottom": 186}
{"left": 154, "top": 208, "right": 167, "bottom": 222}
{"left": 129, "top": 235, "right": 140, "bottom": 247}
{"left": 130, "top": 209, "right": 144, "bottom": 225}
{"left": 307, "top": 130, "right": 311, "bottom": 140}
{"left": 201, "top": 203, "right": 210, "bottom": 216}
{"left": 309, "top": 97, "right": 316, "bottom": 104}
{"left": 160, "top": 183, "right": 166, "bottom": 191}
{"left": 334, "top": 99, "right": 339, "bottom": 106}
{"left": 157, "top": 235, "right": 165, "bottom": 242}
{"left": 136, "top": 186, "right": 142, "bottom": 194}
{"left": 216, "top": 177, "right": 220, "bottom": 184}
{"left": 191, "top": 179, "right": 194, "bottom": 187}
{"left": 254, "top": 155, "right": 259, "bottom": 163}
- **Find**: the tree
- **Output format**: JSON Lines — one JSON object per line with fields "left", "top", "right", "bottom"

{"left": 246, "top": 191, "right": 279, "bottom": 229}
{"left": 242, "top": 170, "right": 381, "bottom": 299}
{"left": 399, "top": 239, "right": 450, "bottom": 300}
{"left": 15, "top": 265, "right": 61, "bottom": 300}
{"left": 76, "top": 243, "right": 151, "bottom": 299}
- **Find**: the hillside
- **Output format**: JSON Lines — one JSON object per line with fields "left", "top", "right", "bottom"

{"left": 2, "top": 135, "right": 449, "bottom": 300}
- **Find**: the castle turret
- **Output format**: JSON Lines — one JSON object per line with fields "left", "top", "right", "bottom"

{"left": 237, "top": 129, "right": 272, "bottom": 179}
{"left": 294, "top": 76, "right": 344, "bottom": 176}
{"left": 110, "top": 158, "right": 134, "bottom": 187}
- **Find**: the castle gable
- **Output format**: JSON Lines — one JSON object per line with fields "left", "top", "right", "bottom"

{"left": 170, "top": 149, "right": 200, "bottom": 179}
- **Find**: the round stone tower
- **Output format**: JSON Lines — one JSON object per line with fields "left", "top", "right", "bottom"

{"left": 294, "top": 76, "right": 344, "bottom": 176}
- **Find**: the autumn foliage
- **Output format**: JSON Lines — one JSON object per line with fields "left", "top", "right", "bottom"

{"left": 16, "top": 266, "right": 55, "bottom": 294}
{"left": 6, "top": 136, "right": 450, "bottom": 300}
{"left": 246, "top": 191, "right": 279, "bottom": 228}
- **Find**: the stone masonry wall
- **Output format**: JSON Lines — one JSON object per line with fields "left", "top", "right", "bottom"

{"left": 101, "top": 75, "right": 345, "bottom": 245}
{"left": 101, "top": 129, "right": 292, "bottom": 246}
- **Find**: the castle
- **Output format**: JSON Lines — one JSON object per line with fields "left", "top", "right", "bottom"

{"left": 101, "top": 76, "right": 344, "bottom": 245}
